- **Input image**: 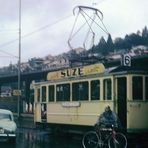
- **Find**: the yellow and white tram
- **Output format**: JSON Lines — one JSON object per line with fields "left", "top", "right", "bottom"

{"left": 33, "top": 63, "right": 148, "bottom": 134}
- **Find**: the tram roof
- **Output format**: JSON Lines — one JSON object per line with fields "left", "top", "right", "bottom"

{"left": 34, "top": 65, "right": 148, "bottom": 86}
{"left": 109, "top": 66, "right": 148, "bottom": 75}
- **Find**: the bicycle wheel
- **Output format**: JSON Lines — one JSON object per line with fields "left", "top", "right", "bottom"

{"left": 108, "top": 133, "right": 127, "bottom": 148}
{"left": 82, "top": 131, "right": 99, "bottom": 148}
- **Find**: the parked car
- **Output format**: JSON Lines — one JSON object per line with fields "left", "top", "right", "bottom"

{"left": 0, "top": 109, "right": 17, "bottom": 142}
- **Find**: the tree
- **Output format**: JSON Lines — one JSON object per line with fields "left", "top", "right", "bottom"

{"left": 128, "top": 33, "right": 143, "bottom": 46}
{"left": 123, "top": 35, "right": 132, "bottom": 49}
{"left": 106, "top": 34, "right": 114, "bottom": 52}
{"left": 98, "top": 37, "right": 108, "bottom": 56}
{"left": 114, "top": 37, "right": 124, "bottom": 50}
{"left": 142, "top": 26, "right": 148, "bottom": 45}
{"left": 88, "top": 26, "right": 148, "bottom": 56}
{"left": 142, "top": 26, "right": 148, "bottom": 37}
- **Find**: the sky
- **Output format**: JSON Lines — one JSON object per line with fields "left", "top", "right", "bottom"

{"left": 0, "top": 0, "right": 147, "bottom": 67}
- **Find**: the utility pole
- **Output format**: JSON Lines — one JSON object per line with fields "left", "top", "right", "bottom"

{"left": 18, "top": 0, "right": 21, "bottom": 118}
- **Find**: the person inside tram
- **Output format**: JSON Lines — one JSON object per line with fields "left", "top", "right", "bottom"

{"left": 95, "top": 105, "right": 121, "bottom": 129}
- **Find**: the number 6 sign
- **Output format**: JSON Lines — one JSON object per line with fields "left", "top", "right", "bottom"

{"left": 123, "top": 54, "right": 131, "bottom": 66}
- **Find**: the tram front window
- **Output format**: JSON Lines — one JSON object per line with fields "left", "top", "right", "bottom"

{"left": 72, "top": 81, "right": 88, "bottom": 101}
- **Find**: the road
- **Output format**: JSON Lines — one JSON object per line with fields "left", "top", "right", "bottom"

{"left": 0, "top": 127, "right": 147, "bottom": 148}
{"left": 0, "top": 128, "right": 82, "bottom": 148}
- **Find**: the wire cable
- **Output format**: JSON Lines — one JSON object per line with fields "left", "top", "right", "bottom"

{"left": 0, "top": 14, "right": 72, "bottom": 57}
{"left": 0, "top": 49, "right": 18, "bottom": 58}
{"left": 0, "top": 14, "right": 72, "bottom": 49}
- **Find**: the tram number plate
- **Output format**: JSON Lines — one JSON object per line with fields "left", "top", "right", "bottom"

{"left": 122, "top": 54, "right": 131, "bottom": 66}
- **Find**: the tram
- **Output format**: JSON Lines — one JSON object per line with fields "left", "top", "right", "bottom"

{"left": 33, "top": 63, "right": 148, "bottom": 134}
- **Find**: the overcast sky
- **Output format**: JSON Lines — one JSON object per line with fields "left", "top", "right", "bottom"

{"left": 0, "top": 0, "right": 147, "bottom": 67}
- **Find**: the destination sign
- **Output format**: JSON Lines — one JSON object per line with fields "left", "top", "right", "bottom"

{"left": 47, "top": 63, "right": 105, "bottom": 80}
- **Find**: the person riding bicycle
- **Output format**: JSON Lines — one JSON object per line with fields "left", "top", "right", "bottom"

{"left": 83, "top": 106, "right": 127, "bottom": 148}
{"left": 95, "top": 105, "right": 121, "bottom": 129}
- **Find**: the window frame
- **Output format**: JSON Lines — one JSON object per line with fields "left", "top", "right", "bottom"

{"left": 90, "top": 79, "right": 100, "bottom": 100}
{"left": 56, "top": 83, "right": 70, "bottom": 101}
{"left": 132, "top": 76, "right": 143, "bottom": 100}
{"left": 41, "top": 86, "right": 46, "bottom": 102}
{"left": 48, "top": 85, "right": 55, "bottom": 102}
{"left": 103, "top": 78, "right": 112, "bottom": 100}
{"left": 72, "top": 81, "right": 89, "bottom": 101}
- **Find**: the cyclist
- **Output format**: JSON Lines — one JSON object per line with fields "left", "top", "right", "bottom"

{"left": 82, "top": 106, "right": 127, "bottom": 148}
{"left": 95, "top": 105, "right": 121, "bottom": 128}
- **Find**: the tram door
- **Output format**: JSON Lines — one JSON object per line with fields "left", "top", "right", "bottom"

{"left": 41, "top": 103, "right": 47, "bottom": 122}
{"left": 41, "top": 86, "right": 47, "bottom": 122}
{"left": 116, "top": 77, "right": 127, "bottom": 130}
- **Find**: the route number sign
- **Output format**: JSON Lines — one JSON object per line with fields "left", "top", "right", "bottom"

{"left": 121, "top": 54, "right": 131, "bottom": 67}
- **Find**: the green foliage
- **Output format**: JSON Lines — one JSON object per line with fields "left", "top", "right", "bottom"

{"left": 89, "top": 26, "right": 148, "bottom": 55}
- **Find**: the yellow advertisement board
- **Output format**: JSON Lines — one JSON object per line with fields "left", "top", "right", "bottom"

{"left": 47, "top": 63, "right": 105, "bottom": 80}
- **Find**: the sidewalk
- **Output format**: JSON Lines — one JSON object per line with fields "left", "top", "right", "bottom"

{"left": 14, "top": 113, "right": 35, "bottom": 129}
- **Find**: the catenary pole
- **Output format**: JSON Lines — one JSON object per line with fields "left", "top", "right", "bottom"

{"left": 18, "top": 0, "right": 21, "bottom": 118}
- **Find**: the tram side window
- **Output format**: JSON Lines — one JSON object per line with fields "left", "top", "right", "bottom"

{"left": 56, "top": 84, "right": 70, "bottom": 101}
{"left": 41, "top": 86, "right": 46, "bottom": 102}
{"left": 48, "top": 85, "right": 54, "bottom": 102}
{"left": 37, "top": 88, "right": 40, "bottom": 102}
{"left": 132, "top": 76, "right": 143, "bottom": 100}
{"left": 91, "top": 80, "right": 100, "bottom": 100}
{"left": 103, "top": 79, "right": 112, "bottom": 100}
{"left": 145, "top": 77, "right": 148, "bottom": 100}
{"left": 72, "top": 81, "right": 88, "bottom": 101}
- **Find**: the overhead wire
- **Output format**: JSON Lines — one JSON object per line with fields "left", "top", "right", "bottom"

{"left": 0, "top": 49, "right": 18, "bottom": 58}
{"left": 0, "top": 0, "right": 109, "bottom": 58}
{"left": 22, "top": 14, "right": 72, "bottom": 39}
{"left": 0, "top": 14, "right": 72, "bottom": 56}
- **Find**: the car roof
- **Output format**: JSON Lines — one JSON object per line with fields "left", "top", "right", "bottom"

{"left": 0, "top": 109, "right": 12, "bottom": 114}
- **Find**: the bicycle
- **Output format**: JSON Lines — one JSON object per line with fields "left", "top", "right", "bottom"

{"left": 82, "top": 124, "right": 127, "bottom": 148}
